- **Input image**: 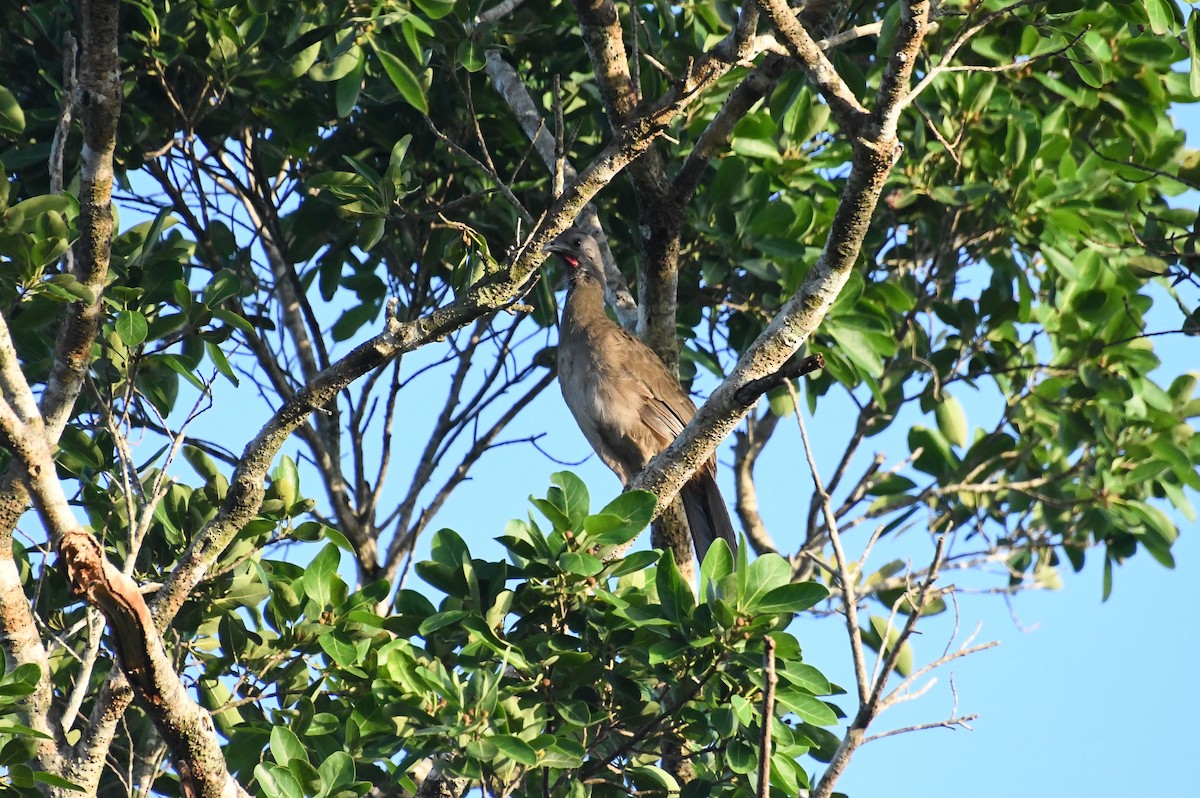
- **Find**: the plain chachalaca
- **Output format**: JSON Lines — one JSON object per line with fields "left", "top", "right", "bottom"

{"left": 544, "top": 227, "right": 738, "bottom": 562}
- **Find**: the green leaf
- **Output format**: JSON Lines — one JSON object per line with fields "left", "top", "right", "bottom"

{"left": 211, "top": 307, "right": 254, "bottom": 334}
{"left": 183, "top": 444, "right": 222, "bottom": 482}
{"left": 908, "top": 425, "right": 959, "bottom": 477}
{"left": 418, "top": 609, "right": 471, "bottom": 636}
{"left": 44, "top": 274, "right": 95, "bottom": 304}
{"left": 862, "top": 615, "right": 914, "bottom": 677}
{"left": 319, "top": 629, "right": 360, "bottom": 667}
{"left": 205, "top": 340, "right": 239, "bottom": 386}
{"left": 30, "top": 772, "right": 85, "bottom": 791}
{"left": 726, "top": 739, "right": 757, "bottom": 773}
{"left": 270, "top": 726, "right": 308, "bottom": 767}
{"left": 1069, "top": 40, "right": 1105, "bottom": 88}
{"left": 656, "top": 548, "right": 695, "bottom": 624}
{"left": 126, "top": 209, "right": 179, "bottom": 271}
{"left": 457, "top": 40, "right": 486, "bottom": 72}
{"left": 204, "top": 269, "right": 242, "bottom": 306}
{"left": 548, "top": 471, "right": 590, "bottom": 532}
{"left": 826, "top": 320, "right": 885, "bottom": 378}
{"left": 739, "top": 553, "right": 793, "bottom": 611}
{"left": 1127, "top": 254, "right": 1168, "bottom": 278}
{"left": 255, "top": 763, "right": 304, "bottom": 798}
{"left": 558, "top": 551, "right": 604, "bottom": 577}
{"left": 540, "top": 741, "right": 585, "bottom": 769}
{"left": 114, "top": 310, "right": 148, "bottom": 347}
{"left": 1189, "top": 11, "right": 1200, "bottom": 97}
{"left": 490, "top": 734, "right": 538, "bottom": 766}
{"left": 628, "top": 765, "right": 680, "bottom": 792}
{"left": 699, "top": 536, "right": 734, "bottom": 597}
{"left": 584, "top": 490, "right": 655, "bottom": 546}
{"left": 301, "top": 543, "right": 342, "bottom": 609}
{"left": 0, "top": 85, "right": 25, "bottom": 134}
{"left": 271, "top": 455, "right": 300, "bottom": 509}
{"left": 152, "top": 354, "right": 204, "bottom": 392}
{"left": 934, "top": 394, "right": 969, "bottom": 448}
{"left": 606, "top": 549, "right": 660, "bottom": 578}
{"left": 875, "top": 2, "right": 902, "bottom": 60}
{"left": 465, "top": 738, "right": 500, "bottom": 762}
{"left": 374, "top": 47, "right": 428, "bottom": 115}
{"left": 755, "top": 582, "right": 829, "bottom": 615}
{"left": 310, "top": 42, "right": 363, "bottom": 82}
{"left": 335, "top": 49, "right": 366, "bottom": 118}
{"left": 430, "top": 527, "right": 470, "bottom": 569}
{"left": 732, "top": 135, "right": 781, "bottom": 161}
{"left": 412, "top": 0, "right": 457, "bottom": 20}
{"left": 357, "top": 217, "right": 385, "bottom": 251}
{"left": 1143, "top": 0, "right": 1176, "bottom": 35}
{"left": 780, "top": 661, "right": 832, "bottom": 695}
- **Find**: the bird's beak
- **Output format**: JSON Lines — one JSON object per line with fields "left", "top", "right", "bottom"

{"left": 542, "top": 240, "right": 578, "bottom": 267}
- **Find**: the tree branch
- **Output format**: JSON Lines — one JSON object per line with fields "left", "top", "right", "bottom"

{"left": 0, "top": 312, "right": 247, "bottom": 798}
{"left": 149, "top": 74, "right": 730, "bottom": 625}
{"left": 732, "top": 410, "right": 781, "bottom": 555}
{"left": 483, "top": 51, "right": 638, "bottom": 328}
{"left": 628, "top": 0, "right": 929, "bottom": 529}
{"left": 754, "top": 0, "right": 869, "bottom": 132}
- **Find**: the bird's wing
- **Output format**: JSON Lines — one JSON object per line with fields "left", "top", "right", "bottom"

{"left": 610, "top": 327, "right": 715, "bottom": 466}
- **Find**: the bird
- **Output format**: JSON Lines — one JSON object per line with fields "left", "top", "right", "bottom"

{"left": 543, "top": 226, "right": 738, "bottom": 563}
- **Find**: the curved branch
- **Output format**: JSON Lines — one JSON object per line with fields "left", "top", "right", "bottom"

{"left": 732, "top": 411, "right": 781, "bottom": 555}
{"left": 0, "top": 0, "right": 124, "bottom": 784}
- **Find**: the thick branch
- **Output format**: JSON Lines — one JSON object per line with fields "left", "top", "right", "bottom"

{"left": 570, "top": 0, "right": 696, "bottom": 365}
{"left": 0, "top": 308, "right": 247, "bottom": 797}
{"left": 40, "top": 0, "right": 121, "bottom": 439}
{"left": 0, "top": 0, "right": 124, "bottom": 783}
{"left": 628, "top": 0, "right": 929, "bottom": 523}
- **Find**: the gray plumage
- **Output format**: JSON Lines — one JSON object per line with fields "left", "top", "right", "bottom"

{"left": 544, "top": 227, "right": 738, "bottom": 562}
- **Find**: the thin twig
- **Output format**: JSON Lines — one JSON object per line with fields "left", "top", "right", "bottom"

{"left": 756, "top": 636, "right": 777, "bottom": 798}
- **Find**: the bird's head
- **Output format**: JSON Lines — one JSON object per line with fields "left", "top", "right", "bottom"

{"left": 542, "top": 227, "right": 606, "bottom": 286}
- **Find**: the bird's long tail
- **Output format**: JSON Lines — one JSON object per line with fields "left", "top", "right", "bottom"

{"left": 681, "top": 472, "right": 738, "bottom": 563}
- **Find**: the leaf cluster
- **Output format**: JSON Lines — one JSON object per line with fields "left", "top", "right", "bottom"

{"left": 209, "top": 475, "right": 835, "bottom": 797}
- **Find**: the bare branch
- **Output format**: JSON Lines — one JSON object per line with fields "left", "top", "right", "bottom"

{"left": 467, "top": 0, "right": 529, "bottom": 32}
{"left": 795, "top": 409, "right": 869, "bottom": 702}
{"left": 755, "top": 0, "right": 869, "bottom": 131}
{"left": 863, "top": 713, "right": 980, "bottom": 743}
{"left": 756, "top": 636, "right": 777, "bottom": 798}
{"left": 899, "top": 0, "right": 1044, "bottom": 113}
{"left": 733, "top": 410, "right": 781, "bottom": 555}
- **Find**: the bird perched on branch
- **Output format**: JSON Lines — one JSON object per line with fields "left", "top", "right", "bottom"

{"left": 543, "top": 227, "right": 737, "bottom": 562}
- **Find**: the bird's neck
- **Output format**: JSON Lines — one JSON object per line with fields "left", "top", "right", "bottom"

{"left": 563, "top": 270, "right": 609, "bottom": 329}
